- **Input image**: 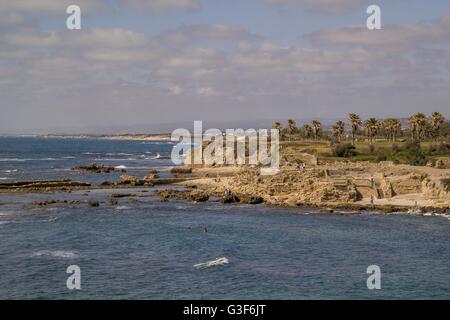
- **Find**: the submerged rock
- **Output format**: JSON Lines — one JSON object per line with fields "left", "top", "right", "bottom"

{"left": 87, "top": 200, "right": 100, "bottom": 207}
{"left": 73, "top": 163, "right": 121, "bottom": 173}
{"left": 239, "top": 195, "right": 264, "bottom": 205}
{"left": 220, "top": 190, "right": 240, "bottom": 204}
{"left": 170, "top": 166, "right": 192, "bottom": 174}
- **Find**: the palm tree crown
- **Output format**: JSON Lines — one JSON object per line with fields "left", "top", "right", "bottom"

{"left": 364, "top": 118, "right": 381, "bottom": 143}
{"left": 332, "top": 121, "right": 345, "bottom": 141}
{"left": 348, "top": 113, "right": 362, "bottom": 144}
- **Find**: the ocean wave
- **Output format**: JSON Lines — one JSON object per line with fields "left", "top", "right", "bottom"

{"left": 32, "top": 250, "right": 79, "bottom": 259}
{"left": 115, "top": 165, "right": 127, "bottom": 169}
{"left": 140, "top": 141, "right": 174, "bottom": 145}
{"left": 0, "top": 177, "right": 9, "bottom": 180}
{"left": 194, "top": 257, "right": 229, "bottom": 269}
{"left": 115, "top": 206, "right": 130, "bottom": 210}
{"left": 0, "top": 158, "right": 61, "bottom": 162}
{"left": 93, "top": 156, "right": 170, "bottom": 161}
{"left": 106, "top": 153, "right": 134, "bottom": 156}
{"left": 3, "top": 169, "right": 18, "bottom": 173}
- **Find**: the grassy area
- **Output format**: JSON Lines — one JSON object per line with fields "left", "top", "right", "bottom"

{"left": 281, "top": 139, "right": 450, "bottom": 165}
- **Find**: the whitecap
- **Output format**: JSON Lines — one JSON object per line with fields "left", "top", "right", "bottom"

{"left": 106, "top": 153, "right": 133, "bottom": 156}
{"left": 0, "top": 158, "right": 27, "bottom": 162}
{"left": 115, "top": 165, "right": 127, "bottom": 170}
{"left": 32, "top": 250, "right": 79, "bottom": 259}
{"left": 115, "top": 206, "right": 130, "bottom": 210}
{"left": 194, "top": 257, "right": 229, "bottom": 269}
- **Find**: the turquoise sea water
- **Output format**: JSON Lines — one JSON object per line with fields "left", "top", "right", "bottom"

{"left": 0, "top": 137, "right": 449, "bottom": 299}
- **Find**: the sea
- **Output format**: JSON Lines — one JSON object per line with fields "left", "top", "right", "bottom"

{"left": 0, "top": 137, "right": 449, "bottom": 299}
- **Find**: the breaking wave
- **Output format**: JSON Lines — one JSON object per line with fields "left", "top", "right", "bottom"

{"left": 32, "top": 250, "right": 79, "bottom": 259}
{"left": 194, "top": 257, "right": 229, "bottom": 269}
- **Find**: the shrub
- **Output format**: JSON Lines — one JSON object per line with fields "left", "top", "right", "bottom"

{"left": 368, "top": 144, "right": 376, "bottom": 155}
{"left": 443, "top": 179, "right": 450, "bottom": 192}
{"left": 402, "top": 141, "right": 428, "bottom": 166}
{"left": 391, "top": 143, "right": 399, "bottom": 155}
{"left": 438, "top": 142, "right": 450, "bottom": 154}
{"left": 170, "top": 166, "right": 193, "bottom": 174}
{"left": 376, "top": 152, "right": 388, "bottom": 162}
{"left": 427, "top": 142, "right": 450, "bottom": 155}
{"left": 332, "top": 143, "right": 357, "bottom": 158}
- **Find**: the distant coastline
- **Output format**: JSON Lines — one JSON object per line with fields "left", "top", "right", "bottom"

{"left": 36, "top": 133, "right": 172, "bottom": 141}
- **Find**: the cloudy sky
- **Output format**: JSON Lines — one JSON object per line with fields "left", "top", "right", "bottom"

{"left": 1, "top": 0, "right": 449, "bottom": 134}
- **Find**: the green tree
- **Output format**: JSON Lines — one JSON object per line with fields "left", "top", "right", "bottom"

{"left": 409, "top": 113, "right": 428, "bottom": 141}
{"left": 364, "top": 118, "right": 381, "bottom": 144}
{"left": 286, "top": 119, "right": 297, "bottom": 140}
{"left": 311, "top": 120, "right": 322, "bottom": 140}
{"left": 332, "top": 121, "right": 345, "bottom": 142}
{"left": 431, "top": 112, "right": 445, "bottom": 140}
{"left": 302, "top": 124, "right": 314, "bottom": 139}
{"left": 348, "top": 113, "right": 362, "bottom": 145}
{"left": 383, "top": 118, "right": 401, "bottom": 142}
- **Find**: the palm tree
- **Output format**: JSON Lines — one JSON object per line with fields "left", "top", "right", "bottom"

{"left": 409, "top": 113, "right": 428, "bottom": 141}
{"left": 311, "top": 120, "right": 322, "bottom": 140}
{"left": 364, "top": 118, "right": 380, "bottom": 144}
{"left": 272, "top": 121, "right": 282, "bottom": 131}
{"left": 382, "top": 119, "right": 392, "bottom": 140}
{"left": 302, "top": 124, "right": 314, "bottom": 139}
{"left": 391, "top": 118, "right": 401, "bottom": 142}
{"left": 431, "top": 112, "right": 445, "bottom": 140}
{"left": 272, "top": 121, "right": 283, "bottom": 141}
{"left": 332, "top": 121, "right": 345, "bottom": 142}
{"left": 348, "top": 113, "right": 362, "bottom": 145}
{"left": 287, "top": 119, "right": 297, "bottom": 140}
{"left": 383, "top": 118, "right": 401, "bottom": 142}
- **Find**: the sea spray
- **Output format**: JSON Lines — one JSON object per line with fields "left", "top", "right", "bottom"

{"left": 194, "top": 257, "right": 229, "bottom": 269}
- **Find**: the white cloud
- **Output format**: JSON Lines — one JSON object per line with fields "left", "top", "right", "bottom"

{"left": 160, "top": 24, "right": 261, "bottom": 45}
{"left": 119, "top": 0, "right": 200, "bottom": 12}
{"left": 1, "top": 10, "right": 450, "bottom": 133}
{"left": 197, "top": 87, "right": 223, "bottom": 97}
{"left": 168, "top": 85, "right": 183, "bottom": 95}
{"left": 258, "top": 0, "right": 368, "bottom": 13}
{"left": 309, "top": 16, "right": 450, "bottom": 50}
{"left": 0, "top": 0, "right": 107, "bottom": 14}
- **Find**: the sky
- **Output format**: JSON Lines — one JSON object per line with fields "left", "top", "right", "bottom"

{"left": 0, "top": 0, "right": 450, "bottom": 134}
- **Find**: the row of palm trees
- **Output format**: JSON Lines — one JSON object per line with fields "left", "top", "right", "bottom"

{"left": 273, "top": 112, "right": 446, "bottom": 144}
{"left": 274, "top": 119, "right": 323, "bottom": 140}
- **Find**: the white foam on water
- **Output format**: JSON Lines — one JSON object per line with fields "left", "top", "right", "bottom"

{"left": 32, "top": 250, "right": 79, "bottom": 259}
{"left": 106, "top": 153, "right": 133, "bottom": 156}
{"left": 3, "top": 169, "right": 18, "bottom": 173}
{"left": 194, "top": 257, "right": 229, "bottom": 269}
{"left": 115, "top": 206, "right": 130, "bottom": 210}
{"left": 0, "top": 158, "right": 27, "bottom": 162}
{"left": 115, "top": 165, "right": 127, "bottom": 169}
{"left": 0, "top": 158, "right": 61, "bottom": 162}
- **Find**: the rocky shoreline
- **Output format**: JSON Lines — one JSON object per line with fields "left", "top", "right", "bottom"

{"left": 1, "top": 160, "right": 450, "bottom": 216}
